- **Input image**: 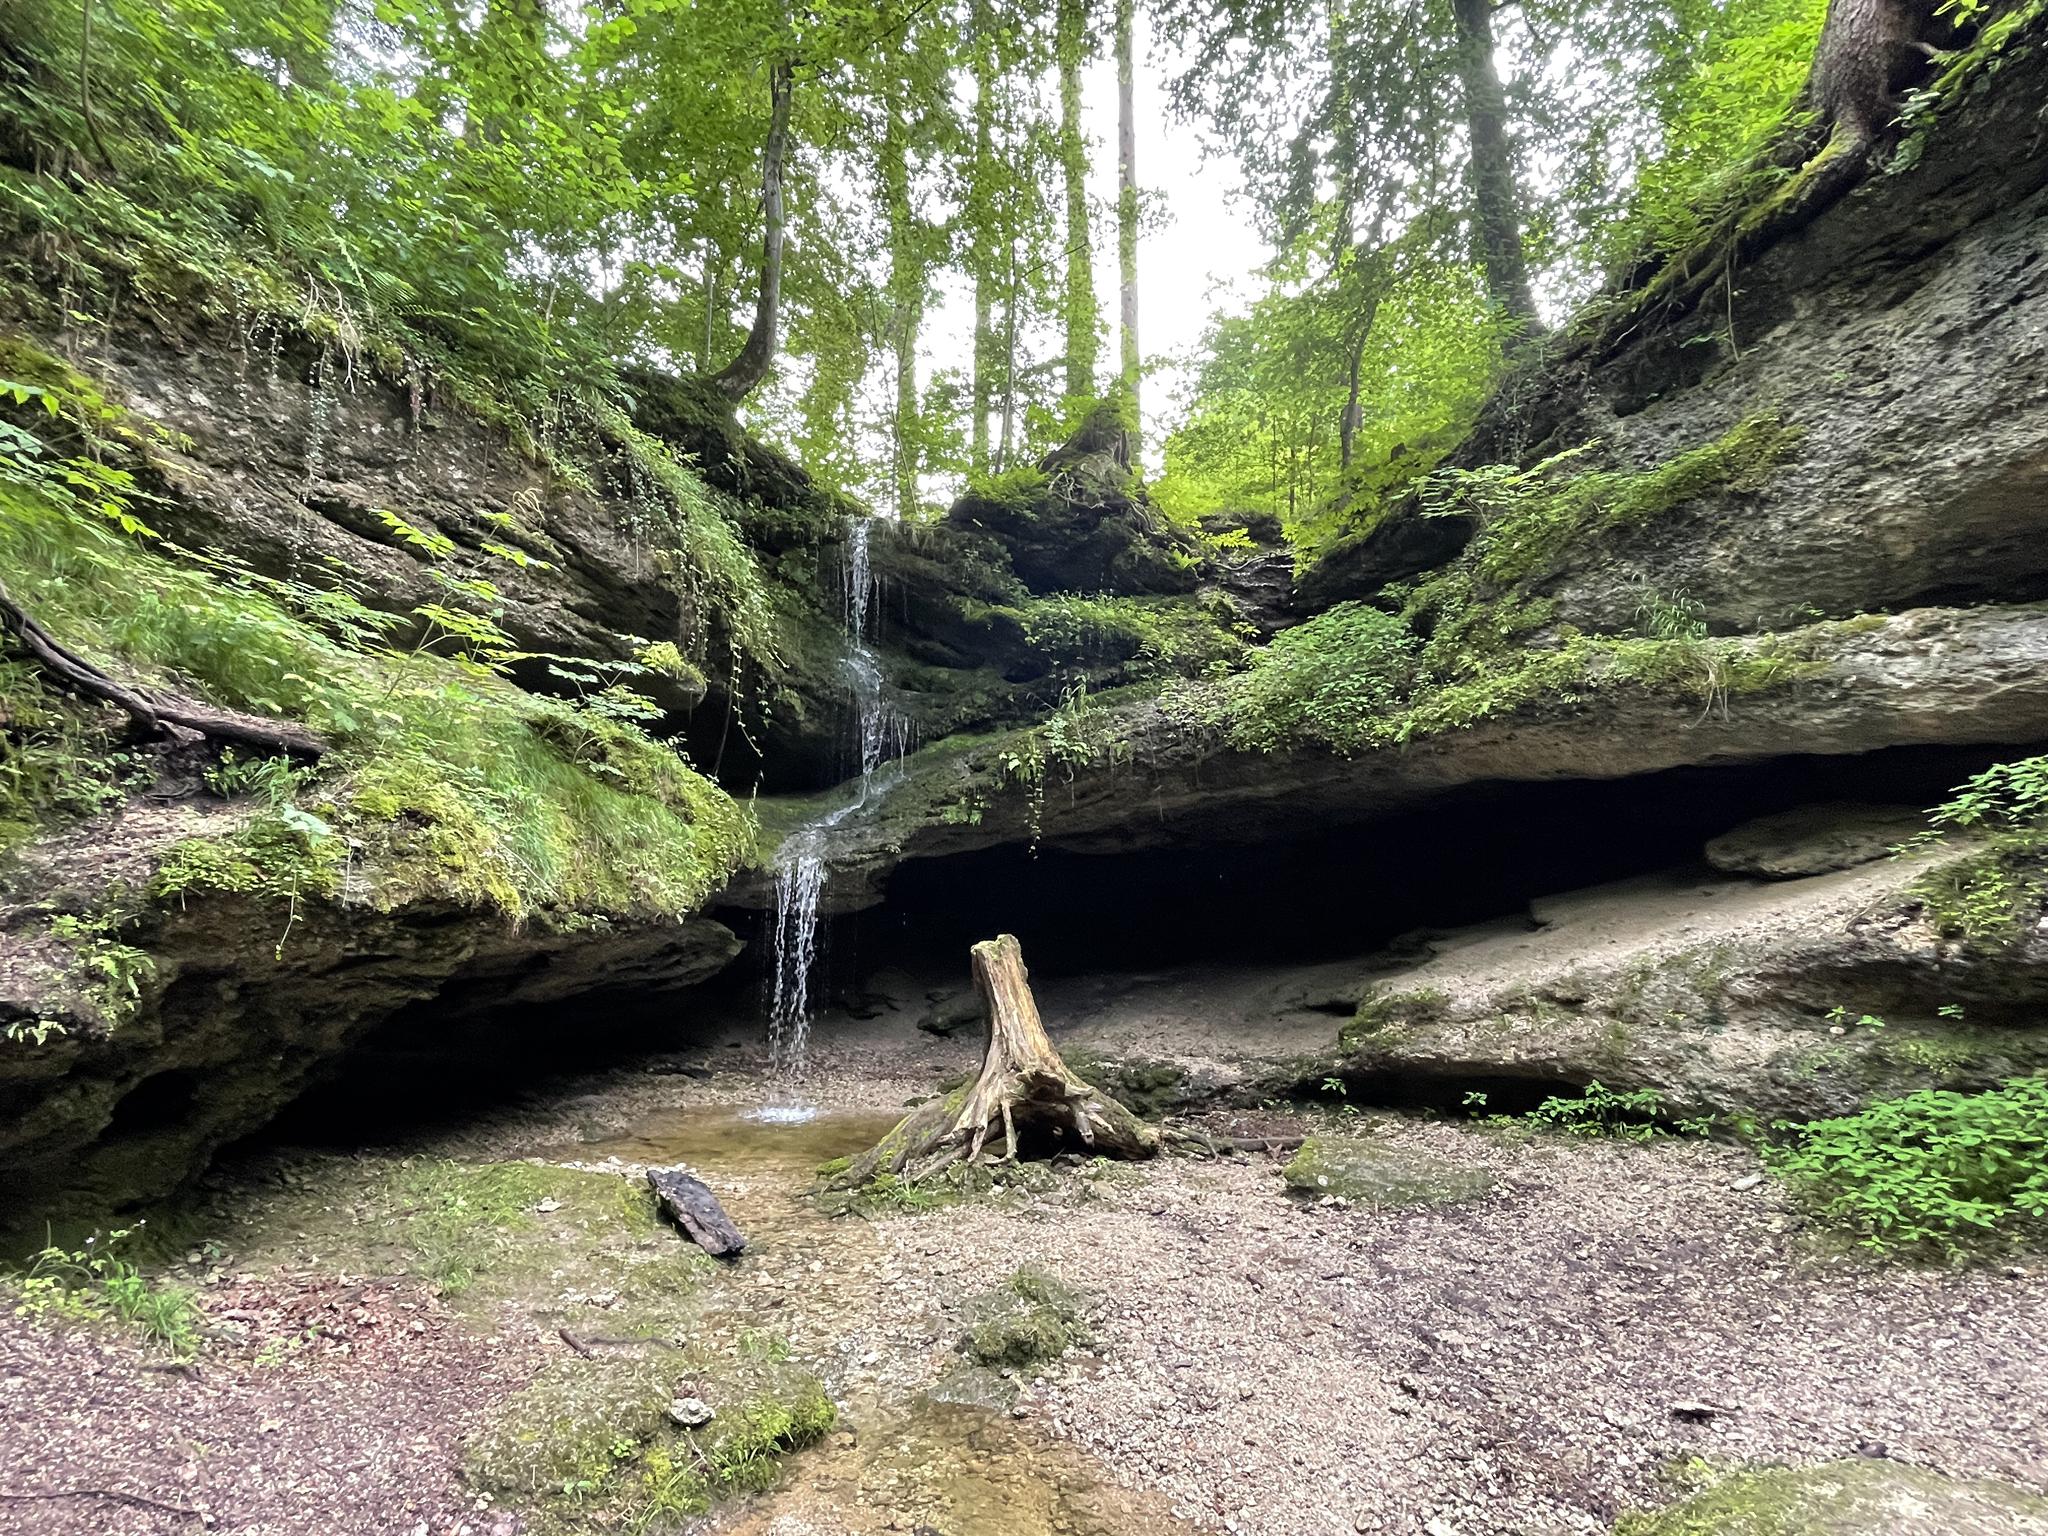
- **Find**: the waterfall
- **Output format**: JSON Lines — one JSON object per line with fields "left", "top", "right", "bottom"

{"left": 764, "top": 517, "right": 910, "bottom": 1083}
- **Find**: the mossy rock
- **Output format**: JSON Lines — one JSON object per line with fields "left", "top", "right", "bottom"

{"left": 1616, "top": 1460, "right": 2048, "bottom": 1535}
{"left": 1066, "top": 1052, "right": 1192, "bottom": 1119}
{"left": 467, "top": 1347, "right": 834, "bottom": 1531}
{"left": 1280, "top": 1137, "right": 1495, "bottom": 1208}
{"left": 1341, "top": 987, "right": 1451, "bottom": 1051}
{"left": 959, "top": 1266, "right": 1087, "bottom": 1369}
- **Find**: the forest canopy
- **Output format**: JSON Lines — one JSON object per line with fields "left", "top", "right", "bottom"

{"left": 0, "top": 0, "right": 1980, "bottom": 545}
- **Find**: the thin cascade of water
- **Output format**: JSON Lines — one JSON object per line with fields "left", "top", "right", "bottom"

{"left": 764, "top": 515, "right": 913, "bottom": 1084}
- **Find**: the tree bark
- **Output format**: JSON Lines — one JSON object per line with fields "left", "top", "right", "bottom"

{"left": 882, "top": 71, "right": 921, "bottom": 520}
{"left": 829, "top": 935, "right": 1158, "bottom": 1189}
{"left": 969, "top": 0, "right": 996, "bottom": 474}
{"left": 710, "top": 58, "right": 794, "bottom": 403}
{"left": 1058, "top": 0, "right": 1098, "bottom": 402}
{"left": 0, "top": 580, "right": 327, "bottom": 757}
{"left": 1115, "top": 0, "right": 1141, "bottom": 452}
{"left": 1449, "top": 0, "right": 1541, "bottom": 336}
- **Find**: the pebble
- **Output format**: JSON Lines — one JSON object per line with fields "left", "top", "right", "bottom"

{"left": 665, "top": 1397, "right": 715, "bottom": 1428}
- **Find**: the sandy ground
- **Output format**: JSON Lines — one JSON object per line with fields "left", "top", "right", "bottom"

{"left": 2, "top": 966, "right": 2045, "bottom": 1536}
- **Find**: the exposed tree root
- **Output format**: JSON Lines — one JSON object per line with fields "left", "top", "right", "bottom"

{"left": 831, "top": 934, "right": 1157, "bottom": 1189}
{"left": 1161, "top": 1127, "right": 1307, "bottom": 1159}
{"left": 0, "top": 579, "right": 327, "bottom": 757}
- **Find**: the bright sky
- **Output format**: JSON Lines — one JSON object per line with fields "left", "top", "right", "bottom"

{"left": 921, "top": 11, "right": 1271, "bottom": 476}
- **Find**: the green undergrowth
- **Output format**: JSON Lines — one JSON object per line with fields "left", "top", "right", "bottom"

{"left": 1903, "top": 754, "right": 2048, "bottom": 946}
{"left": 7, "top": 1222, "right": 203, "bottom": 1359}
{"left": 1614, "top": 1456, "right": 2048, "bottom": 1534}
{"left": 0, "top": 462, "right": 752, "bottom": 925}
{"left": 958, "top": 1265, "right": 1087, "bottom": 1368}
{"left": 1767, "top": 1077, "right": 2048, "bottom": 1257}
{"left": 468, "top": 1344, "right": 835, "bottom": 1531}
{"left": 1510, "top": 1081, "right": 1715, "bottom": 1141}
{"left": 956, "top": 590, "right": 1249, "bottom": 683}
{"left": 1131, "top": 416, "right": 1814, "bottom": 759}
{"left": 391, "top": 1160, "right": 674, "bottom": 1301}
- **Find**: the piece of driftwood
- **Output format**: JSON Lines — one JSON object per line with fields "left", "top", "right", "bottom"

{"left": 0, "top": 578, "right": 327, "bottom": 757}
{"left": 830, "top": 933, "right": 1158, "bottom": 1188}
{"left": 646, "top": 1166, "right": 746, "bottom": 1258}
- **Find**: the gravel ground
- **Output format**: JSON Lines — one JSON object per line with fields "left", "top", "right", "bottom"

{"left": 0, "top": 1273, "right": 527, "bottom": 1536}
{"left": 877, "top": 1120, "right": 2048, "bottom": 1536}
{"left": 4, "top": 973, "right": 2045, "bottom": 1536}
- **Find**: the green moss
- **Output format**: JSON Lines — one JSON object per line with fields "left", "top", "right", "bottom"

{"left": 1907, "top": 755, "right": 2048, "bottom": 946}
{"left": 0, "top": 475, "right": 753, "bottom": 924}
{"left": 1410, "top": 416, "right": 1806, "bottom": 593}
{"left": 1280, "top": 1137, "right": 1496, "bottom": 1206}
{"left": 960, "top": 1265, "right": 1087, "bottom": 1368}
{"left": 1342, "top": 987, "right": 1450, "bottom": 1050}
{"left": 1615, "top": 1459, "right": 2048, "bottom": 1534}
{"left": 467, "top": 1350, "right": 834, "bottom": 1531}
{"left": 1065, "top": 1053, "right": 1190, "bottom": 1118}
{"left": 394, "top": 1160, "right": 662, "bottom": 1297}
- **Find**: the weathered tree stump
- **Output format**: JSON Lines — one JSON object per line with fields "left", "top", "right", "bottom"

{"left": 831, "top": 934, "right": 1157, "bottom": 1189}
{"left": 646, "top": 1167, "right": 746, "bottom": 1257}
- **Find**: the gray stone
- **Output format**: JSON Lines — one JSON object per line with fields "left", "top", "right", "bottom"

{"left": 1706, "top": 804, "right": 1929, "bottom": 879}
{"left": 665, "top": 1397, "right": 715, "bottom": 1429}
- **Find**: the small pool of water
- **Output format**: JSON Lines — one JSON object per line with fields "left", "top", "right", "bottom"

{"left": 571, "top": 1104, "right": 905, "bottom": 1179}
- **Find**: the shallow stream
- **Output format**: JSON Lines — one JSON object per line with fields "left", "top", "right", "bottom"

{"left": 545, "top": 1101, "right": 1198, "bottom": 1535}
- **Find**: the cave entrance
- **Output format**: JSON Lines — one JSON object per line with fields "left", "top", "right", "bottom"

{"left": 841, "top": 740, "right": 2023, "bottom": 980}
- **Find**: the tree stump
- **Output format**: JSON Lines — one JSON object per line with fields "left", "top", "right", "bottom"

{"left": 830, "top": 934, "right": 1157, "bottom": 1188}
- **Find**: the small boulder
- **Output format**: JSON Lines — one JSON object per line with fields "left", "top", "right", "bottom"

{"left": 666, "top": 1396, "right": 715, "bottom": 1428}
{"left": 1704, "top": 803, "right": 1927, "bottom": 880}
{"left": 646, "top": 1167, "right": 746, "bottom": 1258}
{"left": 1281, "top": 1137, "right": 1494, "bottom": 1208}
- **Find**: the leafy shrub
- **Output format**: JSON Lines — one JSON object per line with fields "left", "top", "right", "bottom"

{"left": 1909, "top": 755, "right": 2048, "bottom": 944}
{"left": 1223, "top": 601, "right": 1418, "bottom": 753}
{"left": 1519, "top": 1080, "right": 1710, "bottom": 1140}
{"left": 1767, "top": 1078, "right": 2048, "bottom": 1256}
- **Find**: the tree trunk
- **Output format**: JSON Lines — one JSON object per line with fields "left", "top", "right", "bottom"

{"left": 698, "top": 259, "right": 719, "bottom": 374}
{"left": 1115, "top": 0, "right": 1141, "bottom": 452}
{"left": 1058, "top": 0, "right": 1098, "bottom": 403}
{"left": 1449, "top": 0, "right": 1540, "bottom": 336}
{"left": 710, "top": 57, "right": 794, "bottom": 403}
{"left": 999, "top": 241, "right": 1020, "bottom": 471}
{"left": 882, "top": 75, "right": 921, "bottom": 521}
{"left": 969, "top": 0, "right": 996, "bottom": 474}
{"left": 829, "top": 935, "right": 1158, "bottom": 1188}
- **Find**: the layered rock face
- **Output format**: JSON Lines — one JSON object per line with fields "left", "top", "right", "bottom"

{"left": 733, "top": 23, "right": 2048, "bottom": 1118}
{"left": 2, "top": 16, "right": 2045, "bottom": 1218}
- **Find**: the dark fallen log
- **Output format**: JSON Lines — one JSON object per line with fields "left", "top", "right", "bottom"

{"left": 0, "top": 578, "right": 327, "bottom": 758}
{"left": 646, "top": 1166, "right": 747, "bottom": 1258}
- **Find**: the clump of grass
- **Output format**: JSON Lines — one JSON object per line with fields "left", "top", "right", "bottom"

{"left": 8, "top": 1224, "right": 202, "bottom": 1358}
